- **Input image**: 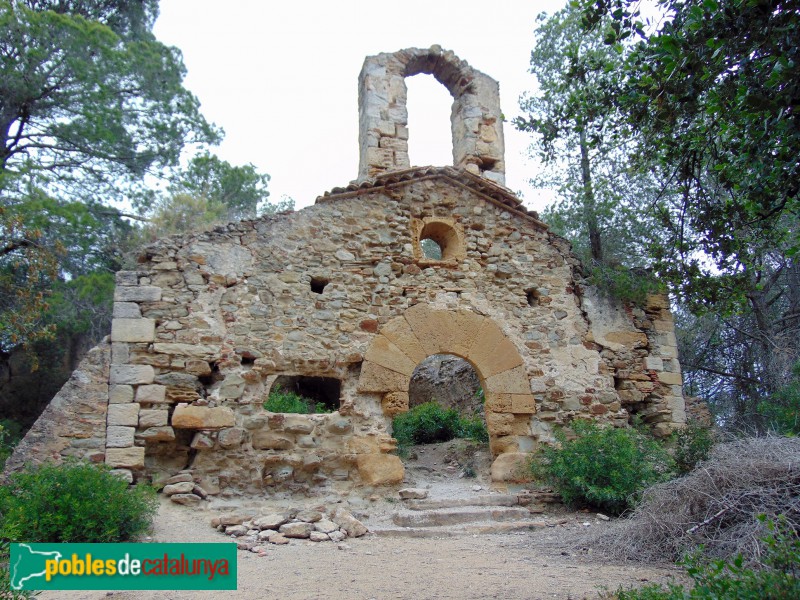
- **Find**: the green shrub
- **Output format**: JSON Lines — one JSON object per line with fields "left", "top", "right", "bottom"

{"left": 612, "top": 518, "right": 800, "bottom": 599}
{"left": 673, "top": 421, "right": 715, "bottom": 474}
{"left": 264, "top": 386, "right": 311, "bottom": 414}
{"left": 532, "top": 420, "right": 674, "bottom": 515}
{"left": 0, "top": 461, "right": 157, "bottom": 543}
{"left": 757, "top": 363, "right": 800, "bottom": 436}
{"left": 459, "top": 415, "right": 489, "bottom": 443}
{"left": 392, "top": 402, "right": 489, "bottom": 456}
{"left": 393, "top": 402, "right": 462, "bottom": 447}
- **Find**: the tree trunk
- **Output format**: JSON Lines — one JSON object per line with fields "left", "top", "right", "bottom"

{"left": 579, "top": 127, "right": 603, "bottom": 263}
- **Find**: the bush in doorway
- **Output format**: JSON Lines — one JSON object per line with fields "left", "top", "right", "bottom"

{"left": 392, "top": 402, "right": 490, "bottom": 455}
{"left": 263, "top": 386, "right": 311, "bottom": 414}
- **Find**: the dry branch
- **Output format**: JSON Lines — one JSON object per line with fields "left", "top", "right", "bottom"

{"left": 580, "top": 436, "right": 800, "bottom": 563}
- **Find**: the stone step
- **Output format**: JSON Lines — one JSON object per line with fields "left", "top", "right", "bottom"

{"left": 392, "top": 506, "right": 533, "bottom": 528}
{"left": 403, "top": 494, "right": 520, "bottom": 511}
{"left": 372, "top": 520, "right": 550, "bottom": 538}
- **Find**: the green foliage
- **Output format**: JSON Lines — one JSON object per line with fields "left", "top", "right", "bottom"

{"left": 0, "top": 461, "right": 157, "bottom": 543}
{"left": 263, "top": 386, "right": 330, "bottom": 415}
{"left": 587, "top": 263, "right": 665, "bottom": 305}
{"left": 392, "top": 402, "right": 489, "bottom": 456}
{"left": 0, "top": 0, "right": 220, "bottom": 207}
{"left": 613, "top": 518, "right": 800, "bottom": 599}
{"left": 757, "top": 363, "right": 800, "bottom": 436}
{"left": 532, "top": 420, "right": 674, "bottom": 515}
{"left": 672, "top": 421, "right": 715, "bottom": 475}
{"left": 0, "top": 419, "right": 23, "bottom": 471}
{"left": 169, "top": 152, "right": 291, "bottom": 221}
{"left": 581, "top": 0, "right": 800, "bottom": 315}
{"left": 459, "top": 415, "right": 489, "bottom": 443}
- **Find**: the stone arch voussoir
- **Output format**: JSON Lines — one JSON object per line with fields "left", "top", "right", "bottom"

{"left": 357, "top": 304, "right": 536, "bottom": 468}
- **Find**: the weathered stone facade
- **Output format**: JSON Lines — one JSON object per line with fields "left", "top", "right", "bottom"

{"left": 7, "top": 48, "right": 686, "bottom": 496}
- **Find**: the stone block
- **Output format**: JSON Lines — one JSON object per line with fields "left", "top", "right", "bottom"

{"left": 511, "top": 394, "right": 536, "bottom": 414}
{"left": 109, "top": 385, "right": 134, "bottom": 404}
{"left": 106, "top": 446, "right": 145, "bottom": 469}
{"left": 379, "top": 316, "right": 427, "bottom": 364}
{"left": 109, "top": 364, "right": 154, "bottom": 385}
{"left": 465, "top": 319, "right": 508, "bottom": 369}
{"left": 111, "top": 318, "right": 155, "bottom": 343}
{"left": 404, "top": 305, "right": 456, "bottom": 356}
{"left": 106, "top": 426, "right": 135, "bottom": 448}
{"left": 115, "top": 271, "right": 138, "bottom": 286}
{"left": 356, "top": 454, "right": 404, "bottom": 485}
{"left": 251, "top": 431, "right": 293, "bottom": 450}
{"left": 107, "top": 403, "right": 139, "bottom": 427}
{"left": 484, "top": 365, "right": 531, "bottom": 394}
{"left": 172, "top": 404, "right": 235, "bottom": 430}
{"left": 114, "top": 286, "right": 162, "bottom": 302}
{"left": 604, "top": 331, "right": 649, "bottom": 349}
{"left": 113, "top": 302, "right": 141, "bottom": 319}
{"left": 135, "top": 384, "right": 167, "bottom": 404}
{"left": 218, "top": 427, "right": 245, "bottom": 448}
{"left": 364, "top": 335, "right": 416, "bottom": 376}
{"left": 490, "top": 453, "right": 533, "bottom": 483}
{"left": 111, "top": 342, "right": 129, "bottom": 365}
{"left": 139, "top": 409, "right": 168, "bottom": 428}
{"left": 448, "top": 310, "right": 486, "bottom": 356}
{"left": 479, "top": 337, "right": 524, "bottom": 378}
{"left": 153, "top": 343, "right": 219, "bottom": 358}
{"left": 644, "top": 356, "right": 664, "bottom": 371}
{"left": 657, "top": 371, "right": 683, "bottom": 386}
{"left": 136, "top": 426, "right": 176, "bottom": 442}
{"left": 357, "top": 360, "right": 410, "bottom": 393}
{"left": 486, "top": 412, "right": 514, "bottom": 436}
{"left": 486, "top": 393, "right": 512, "bottom": 413}
{"left": 381, "top": 391, "right": 409, "bottom": 416}
{"left": 283, "top": 415, "right": 315, "bottom": 434}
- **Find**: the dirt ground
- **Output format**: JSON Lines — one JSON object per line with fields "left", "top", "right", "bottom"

{"left": 38, "top": 442, "right": 686, "bottom": 599}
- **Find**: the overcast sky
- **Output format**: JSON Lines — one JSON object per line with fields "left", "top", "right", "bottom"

{"left": 153, "top": 0, "right": 567, "bottom": 212}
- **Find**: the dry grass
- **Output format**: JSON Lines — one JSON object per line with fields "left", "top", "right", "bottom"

{"left": 582, "top": 436, "right": 800, "bottom": 563}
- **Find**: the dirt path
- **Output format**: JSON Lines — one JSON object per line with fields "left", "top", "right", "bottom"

{"left": 39, "top": 500, "right": 683, "bottom": 600}
{"left": 38, "top": 442, "right": 685, "bottom": 599}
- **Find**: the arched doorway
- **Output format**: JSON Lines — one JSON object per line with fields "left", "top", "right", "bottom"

{"left": 358, "top": 304, "right": 537, "bottom": 481}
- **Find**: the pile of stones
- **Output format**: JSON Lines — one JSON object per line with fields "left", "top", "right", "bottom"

{"left": 211, "top": 507, "right": 368, "bottom": 552}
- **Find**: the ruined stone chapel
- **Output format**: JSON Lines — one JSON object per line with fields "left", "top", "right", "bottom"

{"left": 8, "top": 47, "right": 687, "bottom": 494}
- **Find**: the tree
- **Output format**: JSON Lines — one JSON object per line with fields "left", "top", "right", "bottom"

{"left": 168, "top": 152, "right": 292, "bottom": 221}
{"left": 516, "top": 5, "right": 632, "bottom": 264}
{"left": 0, "top": 0, "right": 220, "bottom": 206}
{"left": 577, "top": 0, "right": 800, "bottom": 419}
{"left": 0, "top": 0, "right": 219, "bottom": 350}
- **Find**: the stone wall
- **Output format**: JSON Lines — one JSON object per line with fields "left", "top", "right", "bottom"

{"left": 85, "top": 166, "right": 685, "bottom": 495}
{"left": 4, "top": 340, "right": 110, "bottom": 476}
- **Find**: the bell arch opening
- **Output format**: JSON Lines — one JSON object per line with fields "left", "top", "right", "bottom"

{"left": 406, "top": 74, "right": 453, "bottom": 168}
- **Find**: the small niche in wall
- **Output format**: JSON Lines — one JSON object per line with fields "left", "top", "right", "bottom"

{"left": 310, "top": 277, "right": 329, "bottom": 294}
{"left": 526, "top": 288, "right": 540, "bottom": 307}
{"left": 268, "top": 375, "right": 341, "bottom": 413}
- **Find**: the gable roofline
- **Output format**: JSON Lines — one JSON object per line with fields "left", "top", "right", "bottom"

{"left": 316, "top": 166, "right": 548, "bottom": 230}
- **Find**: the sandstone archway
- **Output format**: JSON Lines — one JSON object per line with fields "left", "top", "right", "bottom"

{"left": 357, "top": 304, "right": 536, "bottom": 467}
{"left": 358, "top": 47, "right": 506, "bottom": 185}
